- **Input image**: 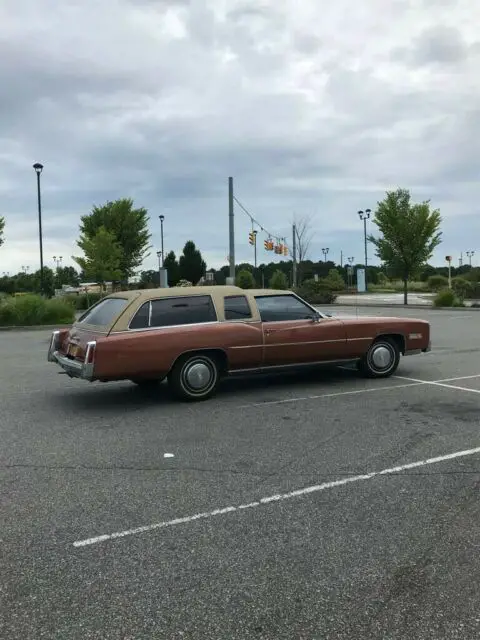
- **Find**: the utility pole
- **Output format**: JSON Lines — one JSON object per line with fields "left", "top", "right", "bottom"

{"left": 292, "top": 222, "right": 297, "bottom": 287}
{"left": 228, "top": 177, "right": 235, "bottom": 284}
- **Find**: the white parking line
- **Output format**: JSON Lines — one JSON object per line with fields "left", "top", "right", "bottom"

{"left": 73, "top": 445, "right": 480, "bottom": 548}
{"left": 238, "top": 373, "right": 480, "bottom": 408}
{"left": 238, "top": 381, "right": 422, "bottom": 408}
{"left": 395, "top": 375, "right": 480, "bottom": 395}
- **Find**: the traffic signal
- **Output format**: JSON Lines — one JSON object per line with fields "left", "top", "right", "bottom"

{"left": 264, "top": 239, "right": 274, "bottom": 251}
{"left": 283, "top": 245, "right": 288, "bottom": 256}
{"left": 249, "top": 231, "right": 255, "bottom": 245}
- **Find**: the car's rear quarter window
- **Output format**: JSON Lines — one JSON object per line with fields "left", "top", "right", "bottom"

{"left": 129, "top": 295, "right": 217, "bottom": 329}
{"left": 224, "top": 295, "right": 252, "bottom": 320}
{"left": 78, "top": 297, "right": 130, "bottom": 326}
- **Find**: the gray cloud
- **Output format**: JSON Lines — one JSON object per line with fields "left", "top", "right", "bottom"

{"left": 0, "top": 0, "right": 479, "bottom": 273}
{"left": 392, "top": 25, "right": 477, "bottom": 68}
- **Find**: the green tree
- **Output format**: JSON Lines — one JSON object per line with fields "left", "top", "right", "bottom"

{"left": 139, "top": 270, "right": 158, "bottom": 288}
{"left": 269, "top": 269, "right": 288, "bottom": 289}
{"left": 73, "top": 226, "right": 123, "bottom": 289}
{"left": 77, "top": 198, "right": 151, "bottom": 281}
{"left": 0, "top": 216, "right": 5, "bottom": 248}
{"left": 369, "top": 188, "right": 442, "bottom": 304}
{"left": 55, "top": 266, "right": 80, "bottom": 289}
{"left": 33, "top": 267, "right": 55, "bottom": 297}
{"left": 163, "top": 250, "right": 180, "bottom": 287}
{"left": 236, "top": 269, "right": 255, "bottom": 289}
{"left": 178, "top": 241, "right": 206, "bottom": 284}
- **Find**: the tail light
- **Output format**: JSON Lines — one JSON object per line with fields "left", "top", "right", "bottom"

{"left": 84, "top": 341, "right": 96, "bottom": 365}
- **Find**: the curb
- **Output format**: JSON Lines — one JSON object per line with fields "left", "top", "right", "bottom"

{"left": 0, "top": 324, "right": 72, "bottom": 332}
{"left": 328, "top": 303, "right": 480, "bottom": 311}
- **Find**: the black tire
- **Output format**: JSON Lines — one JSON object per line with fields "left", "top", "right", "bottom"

{"left": 130, "top": 377, "right": 165, "bottom": 388}
{"left": 358, "top": 337, "right": 400, "bottom": 378}
{"left": 168, "top": 353, "right": 221, "bottom": 401}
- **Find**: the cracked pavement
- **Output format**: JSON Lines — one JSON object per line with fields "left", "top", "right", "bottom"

{"left": 1, "top": 306, "right": 480, "bottom": 639}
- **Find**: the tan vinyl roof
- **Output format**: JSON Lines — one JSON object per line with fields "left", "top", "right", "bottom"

{"left": 109, "top": 285, "right": 294, "bottom": 301}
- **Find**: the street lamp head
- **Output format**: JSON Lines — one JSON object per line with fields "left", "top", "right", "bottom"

{"left": 33, "top": 162, "right": 43, "bottom": 174}
{"left": 358, "top": 210, "right": 363, "bottom": 218}
{"left": 159, "top": 215, "right": 164, "bottom": 222}
{"left": 156, "top": 250, "right": 162, "bottom": 258}
{"left": 365, "top": 208, "right": 371, "bottom": 215}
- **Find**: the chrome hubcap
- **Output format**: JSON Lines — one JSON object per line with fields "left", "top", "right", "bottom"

{"left": 371, "top": 345, "right": 393, "bottom": 369}
{"left": 184, "top": 362, "right": 212, "bottom": 390}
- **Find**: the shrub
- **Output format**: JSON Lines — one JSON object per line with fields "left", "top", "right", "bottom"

{"left": 176, "top": 279, "right": 193, "bottom": 287}
{"left": 451, "top": 277, "right": 474, "bottom": 300}
{"left": 427, "top": 275, "right": 449, "bottom": 291}
{"left": 323, "top": 268, "right": 345, "bottom": 291}
{"left": 65, "top": 292, "right": 104, "bottom": 311}
{"left": 377, "top": 272, "right": 389, "bottom": 286}
{"left": 295, "top": 278, "right": 337, "bottom": 305}
{"left": 433, "top": 288, "right": 463, "bottom": 308}
{"left": 236, "top": 269, "right": 255, "bottom": 289}
{"left": 269, "top": 269, "right": 288, "bottom": 290}
{"left": 0, "top": 294, "right": 75, "bottom": 326}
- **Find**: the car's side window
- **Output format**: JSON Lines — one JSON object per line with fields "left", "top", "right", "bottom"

{"left": 224, "top": 295, "right": 252, "bottom": 320}
{"left": 255, "top": 295, "right": 316, "bottom": 322}
{"left": 129, "top": 301, "right": 150, "bottom": 329}
{"left": 150, "top": 295, "right": 217, "bottom": 327}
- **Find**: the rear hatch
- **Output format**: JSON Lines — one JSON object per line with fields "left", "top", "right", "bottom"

{"left": 59, "top": 295, "right": 136, "bottom": 362}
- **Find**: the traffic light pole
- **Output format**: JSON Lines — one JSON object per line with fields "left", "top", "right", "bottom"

{"left": 253, "top": 230, "right": 257, "bottom": 268}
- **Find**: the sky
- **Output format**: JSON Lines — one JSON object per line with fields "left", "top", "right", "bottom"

{"left": 1, "top": 0, "right": 479, "bottom": 277}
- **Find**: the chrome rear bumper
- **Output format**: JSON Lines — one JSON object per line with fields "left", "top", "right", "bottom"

{"left": 47, "top": 331, "right": 95, "bottom": 381}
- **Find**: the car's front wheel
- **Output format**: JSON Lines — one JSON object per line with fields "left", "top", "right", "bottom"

{"left": 168, "top": 353, "right": 221, "bottom": 401}
{"left": 358, "top": 337, "right": 400, "bottom": 378}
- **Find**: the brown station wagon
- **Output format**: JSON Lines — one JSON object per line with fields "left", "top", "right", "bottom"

{"left": 47, "top": 285, "right": 431, "bottom": 401}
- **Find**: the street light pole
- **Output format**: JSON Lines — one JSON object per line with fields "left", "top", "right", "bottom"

{"left": 156, "top": 250, "right": 162, "bottom": 287}
{"left": 358, "top": 209, "right": 371, "bottom": 291}
{"left": 159, "top": 215, "right": 165, "bottom": 267}
{"left": 322, "top": 247, "right": 329, "bottom": 262}
{"left": 33, "top": 162, "right": 44, "bottom": 295}
{"left": 466, "top": 250, "right": 475, "bottom": 267}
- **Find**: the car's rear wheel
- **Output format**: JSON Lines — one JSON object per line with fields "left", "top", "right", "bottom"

{"left": 168, "top": 353, "right": 221, "bottom": 401}
{"left": 358, "top": 337, "right": 400, "bottom": 378}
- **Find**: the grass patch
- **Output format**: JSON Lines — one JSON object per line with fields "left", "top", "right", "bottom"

{"left": 0, "top": 294, "right": 75, "bottom": 326}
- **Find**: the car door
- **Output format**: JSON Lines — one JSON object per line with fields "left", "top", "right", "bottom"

{"left": 254, "top": 294, "right": 347, "bottom": 367}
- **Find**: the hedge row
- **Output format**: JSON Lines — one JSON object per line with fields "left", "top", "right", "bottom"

{"left": 0, "top": 295, "right": 76, "bottom": 327}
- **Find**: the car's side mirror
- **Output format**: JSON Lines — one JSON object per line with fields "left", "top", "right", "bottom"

{"left": 311, "top": 311, "right": 321, "bottom": 323}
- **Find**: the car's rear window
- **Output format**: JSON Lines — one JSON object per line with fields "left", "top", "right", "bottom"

{"left": 78, "top": 297, "right": 130, "bottom": 326}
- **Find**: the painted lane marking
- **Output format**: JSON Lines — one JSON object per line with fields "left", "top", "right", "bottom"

{"left": 163, "top": 453, "right": 175, "bottom": 458}
{"left": 73, "top": 446, "right": 480, "bottom": 548}
{"left": 238, "top": 373, "right": 480, "bottom": 408}
{"left": 395, "top": 375, "right": 480, "bottom": 395}
{"left": 238, "top": 382, "right": 422, "bottom": 408}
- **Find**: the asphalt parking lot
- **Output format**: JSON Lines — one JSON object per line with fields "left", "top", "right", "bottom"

{"left": 2, "top": 305, "right": 480, "bottom": 640}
